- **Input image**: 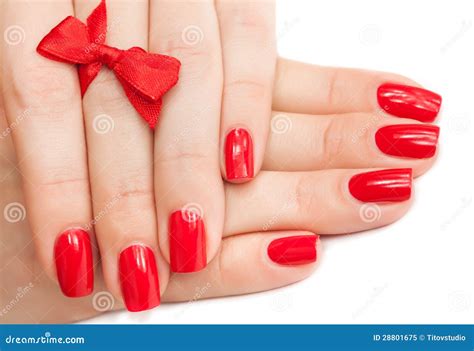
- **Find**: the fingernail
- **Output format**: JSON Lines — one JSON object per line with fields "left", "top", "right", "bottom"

{"left": 268, "top": 235, "right": 318, "bottom": 265}
{"left": 376, "top": 124, "right": 440, "bottom": 159}
{"left": 349, "top": 169, "right": 412, "bottom": 202}
{"left": 119, "top": 245, "right": 160, "bottom": 312}
{"left": 225, "top": 128, "right": 254, "bottom": 181}
{"left": 169, "top": 210, "right": 207, "bottom": 273}
{"left": 54, "top": 228, "right": 94, "bottom": 297}
{"left": 377, "top": 83, "right": 442, "bottom": 122}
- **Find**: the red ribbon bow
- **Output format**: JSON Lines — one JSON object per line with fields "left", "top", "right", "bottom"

{"left": 36, "top": 0, "right": 180, "bottom": 129}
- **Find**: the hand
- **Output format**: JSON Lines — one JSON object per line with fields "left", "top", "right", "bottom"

{"left": 0, "top": 0, "right": 277, "bottom": 293}
{"left": 0, "top": 1, "right": 441, "bottom": 313}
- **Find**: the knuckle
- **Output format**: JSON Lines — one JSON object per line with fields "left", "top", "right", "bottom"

{"left": 158, "top": 33, "right": 218, "bottom": 78}
{"left": 223, "top": 78, "right": 268, "bottom": 100}
{"left": 85, "top": 72, "right": 132, "bottom": 112}
{"left": 215, "top": 238, "right": 244, "bottom": 289}
{"left": 273, "top": 59, "right": 288, "bottom": 94}
{"left": 99, "top": 173, "right": 154, "bottom": 223}
{"left": 36, "top": 170, "right": 89, "bottom": 197}
{"left": 156, "top": 141, "right": 215, "bottom": 169}
{"left": 293, "top": 173, "right": 319, "bottom": 217}
{"left": 103, "top": 171, "right": 153, "bottom": 203}
{"left": 321, "top": 118, "right": 345, "bottom": 167}
{"left": 326, "top": 68, "right": 343, "bottom": 108}
{"left": 225, "top": 5, "right": 273, "bottom": 34}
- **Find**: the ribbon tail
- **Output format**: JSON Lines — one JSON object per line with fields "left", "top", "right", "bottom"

{"left": 87, "top": 0, "right": 107, "bottom": 45}
{"left": 78, "top": 62, "right": 103, "bottom": 96}
{"left": 118, "top": 77, "right": 162, "bottom": 130}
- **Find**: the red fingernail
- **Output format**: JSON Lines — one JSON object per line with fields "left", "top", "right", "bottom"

{"left": 268, "top": 235, "right": 318, "bottom": 265}
{"left": 54, "top": 228, "right": 93, "bottom": 297}
{"left": 377, "top": 83, "right": 442, "bottom": 122}
{"left": 119, "top": 245, "right": 160, "bottom": 312}
{"left": 376, "top": 124, "right": 439, "bottom": 159}
{"left": 225, "top": 128, "right": 254, "bottom": 181}
{"left": 349, "top": 169, "right": 412, "bottom": 202}
{"left": 169, "top": 210, "right": 207, "bottom": 273}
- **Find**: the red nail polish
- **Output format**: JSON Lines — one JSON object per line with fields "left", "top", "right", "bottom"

{"left": 119, "top": 245, "right": 160, "bottom": 312}
{"left": 349, "top": 169, "right": 412, "bottom": 202}
{"left": 54, "top": 229, "right": 93, "bottom": 297}
{"left": 376, "top": 124, "right": 439, "bottom": 159}
{"left": 169, "top": 210, "right": 207, "bottom": 273}
{"left": 225, "top": 128, "right": 254, "bottom": 181}
{"left": 267, "top": 235, "right": 318, "bottom": 265}
{"left": 377, "top": 83, "right": 442, "bottom": 122}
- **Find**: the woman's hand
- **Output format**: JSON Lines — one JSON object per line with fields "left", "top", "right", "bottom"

{"left": 0, "top": 0, "right": 441, "bottom": 313}
{"left": 0, "top": 0, "right": 277, "bottom": 297}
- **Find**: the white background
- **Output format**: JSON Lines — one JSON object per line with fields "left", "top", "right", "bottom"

{"left": 86, "top": 0, "right": 474, "bottom": 324}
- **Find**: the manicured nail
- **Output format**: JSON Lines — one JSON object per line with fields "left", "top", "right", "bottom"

{"left": 376, "top": 124, "right": 440, "bottom": 159}
{"left": 225, "top": 128, "right": 254, "bottom": 181}
{"left": 169, "top": 210, "right": 207, "bottom": 273}
{"left": 349, "top": 169, "right": 412, "bottom": 202}
{"left": 54, "top": 228, "right": 93, "bottom": 297}
{"left": 377, "top": 83, "right": 442, "bottom": 122}
{"left": 268, "top": 235, "right": 318, "bottom": 266}
{"left": 119, "top": 245, "right": 160, "bottom": 312}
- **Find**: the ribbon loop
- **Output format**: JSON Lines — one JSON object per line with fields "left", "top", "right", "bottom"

{"left": 36, "top": 0, "right": 180, "bottom": 129}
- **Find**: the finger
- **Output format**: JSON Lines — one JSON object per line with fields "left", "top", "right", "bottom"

{"left": 1, "top": 1, "right": 95, "bottom": 297}
{"left": 163, "top": 231, "right": 320, "bottom": 302}
{"left": 263, "top": 111, "right": 439, "bottom": 177}
{"left": 272, "top": 58, "right": 442, "bottom": 122}
{"left": 215, "top": 0, "right": 276, "bottom": 182}
{"left": 74, "top": 0, "right": 167, "bottom": 312}
{"left": 223, "top": 169, "right": 413, "bottom": 236}
{"left": 150, "top": 1, "right": 225, "bottom": 273}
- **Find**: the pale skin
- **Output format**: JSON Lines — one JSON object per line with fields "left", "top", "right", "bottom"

{"left": 0, "top": 0, "right": 439, "bottom": 321}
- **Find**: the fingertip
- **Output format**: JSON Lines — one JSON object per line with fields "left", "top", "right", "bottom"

{"left": 223, "top": 127, "right": 255, "bottom": 183}
{"left": 267, "top": 232, "right": 320, "bottom": 267}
